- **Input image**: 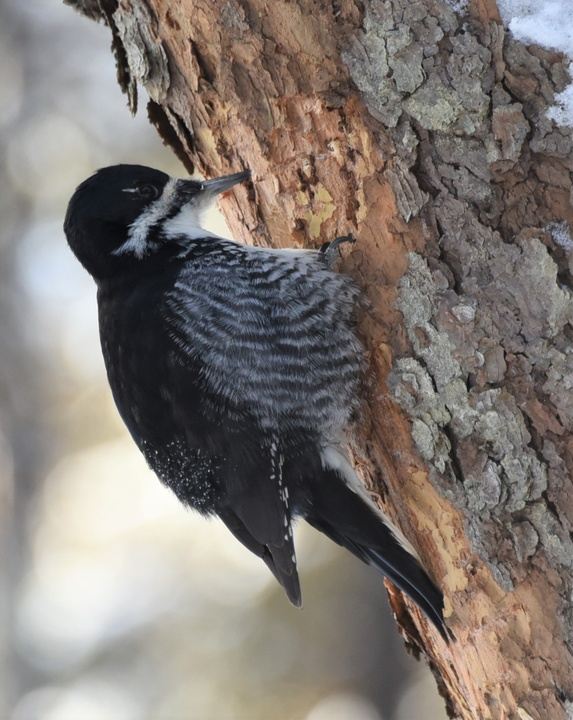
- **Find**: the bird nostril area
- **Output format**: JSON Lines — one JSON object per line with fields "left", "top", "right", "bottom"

{"left": 176, "top": 180, "right": 202, "bottom": 200}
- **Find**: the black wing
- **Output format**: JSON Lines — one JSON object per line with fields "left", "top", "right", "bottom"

{"left": 162, "top": 243, "right": 360, "bottom": 606}
{"left": 166, "top": 351, "right": 301, "bottom": 604}
{"left": 99, "top": 261, "right": 302, "bottom": 601}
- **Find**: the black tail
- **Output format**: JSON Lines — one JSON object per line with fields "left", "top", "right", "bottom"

{"left": 220, "top": 508, "right": 302, "bottom": 608}
{"left": 304, "top": 469, "right": 451, "bottom": 641}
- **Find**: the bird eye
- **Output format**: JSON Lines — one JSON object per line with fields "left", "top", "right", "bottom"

{"left": 136, "top": 183, "right": 160, "bottom": 200}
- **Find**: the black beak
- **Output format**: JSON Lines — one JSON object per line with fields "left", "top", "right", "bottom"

{"left": 200, "top": 170, "right": 251, "bottom": 195}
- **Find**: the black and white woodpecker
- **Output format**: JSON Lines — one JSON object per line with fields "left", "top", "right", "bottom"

{"left": 64, "top": 164, "right": 449, "bottom": 639}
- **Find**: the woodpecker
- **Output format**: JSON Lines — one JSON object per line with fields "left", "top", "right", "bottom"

{"left": 64, "top": 164, "right": 449, "bottom": 639}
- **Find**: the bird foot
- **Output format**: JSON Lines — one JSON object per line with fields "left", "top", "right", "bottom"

{"left": 319, "top": 234, "right": 356, "bottom": 261}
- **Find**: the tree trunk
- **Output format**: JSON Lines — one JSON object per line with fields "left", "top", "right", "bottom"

{"left": 65, "top": 0, "right": 573, "bottom": 717}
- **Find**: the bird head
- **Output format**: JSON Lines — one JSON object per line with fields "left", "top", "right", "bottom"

{"left": 64, "top": 163, "right": 250, "bottom": 281}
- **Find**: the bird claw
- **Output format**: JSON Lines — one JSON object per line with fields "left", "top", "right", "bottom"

{"left": 319, "top": 234, "right": 356, "bottom": 259}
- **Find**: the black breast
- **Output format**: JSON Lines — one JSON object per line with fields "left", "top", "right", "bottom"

{"left": 96, "top": 272, "right": 222, "bottom": 513}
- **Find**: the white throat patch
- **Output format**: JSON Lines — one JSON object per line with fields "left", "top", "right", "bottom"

{"left": 161, "top": 197, "right": 217, "bottom": 240}
{"left": 113, "top": 178, "right": 178, "bottom": 258}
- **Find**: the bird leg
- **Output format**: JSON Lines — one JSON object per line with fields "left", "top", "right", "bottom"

{"left": 319, "top": 234, "right": 356, "bottom": 265}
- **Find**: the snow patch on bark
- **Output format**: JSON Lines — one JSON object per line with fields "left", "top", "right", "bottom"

{"left": 497, "top": 1, "right": 573, "bottom": 126}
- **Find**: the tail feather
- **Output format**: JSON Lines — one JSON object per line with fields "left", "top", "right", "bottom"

{"left": 221, "top": 508, "right": 302, "bottom": 607}
{"left": 304, "top": 467, "right": 450, "bottom": 641}
{"left": 363, "top": 547, "right": 450, "bottom": 641}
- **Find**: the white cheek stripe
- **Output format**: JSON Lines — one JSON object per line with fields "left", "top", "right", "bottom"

{"left": 113, "top": 178, "right": 178, "bottom": 258}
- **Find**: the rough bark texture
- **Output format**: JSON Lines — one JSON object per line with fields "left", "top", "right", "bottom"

{"left": 65, "top": 0, "right": 573, "bottom": 717}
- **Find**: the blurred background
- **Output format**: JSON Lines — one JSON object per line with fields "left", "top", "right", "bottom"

{"left": 0, "top": 1, "right": 446, "bottom": 718}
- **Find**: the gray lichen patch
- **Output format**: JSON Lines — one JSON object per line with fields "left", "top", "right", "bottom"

{"left": 393, "top": 243, "right": 571, "bottom": 591}
{"left": 437, "top": 198, "right": 573, "bottom": 337}
{"left": 433, "top": 135, "right": 494, "bottom": 206}
{"left": 386, "top": 24, "right": 424, "bottom": 94}
{"left": 391, "top": 356, "right": 453, "bottom": 475}
{"left": 386, "top": 159, "right": 429, "bottom": 221}
{"left": 342, "top": 3, "right": 402, "bottom": 127}
{"left": 403, "top": 75, "right": 463, "bottom": 132}
{"left": 342, "top": 0, "right": 492, "bottom": 132}
{"left": 343, "top": 0, "right": 493, "bottom": 136}
{"left": 345, "top": 0, "right": 573, "bottom": 247}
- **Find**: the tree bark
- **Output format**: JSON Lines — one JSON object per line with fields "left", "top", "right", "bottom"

{"left": 65, "top": 1, "right": 573, "bottom": 717}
